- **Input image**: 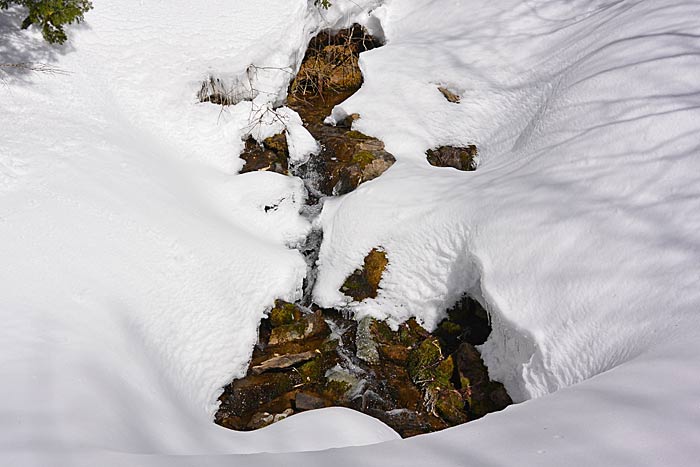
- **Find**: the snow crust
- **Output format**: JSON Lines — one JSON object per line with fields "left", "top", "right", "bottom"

{"left": 2, "top": 0, "right": 700, "bottom": 465}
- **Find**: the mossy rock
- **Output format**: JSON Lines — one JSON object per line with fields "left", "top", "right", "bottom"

{"left": 268, "top": 310, "right": 329, "bottom": 346}
{"left": 434, "top": 355, "right": 455, "bottom": 388}
{"left": 435, "top": 389, "right": 467, "bottom": 424}
{"left": 370, "top": 318, "right": 395, "bottom": 344}
{"left": 352, "top": 150, "right": 376, "bottom": 168}
{"left": 319, "top": 133, "right": 395, "bottom": 196}
{"left": 398, "top": 318, "right": 429, "bottom": 347}
{"left": 407, "top": 337, "right": 444, "bottom": 385}
{"left": 269, "top": 300, "right": 302, "bottom": 327}
{"left": 298, "top": 357, "right": 324, "bottom": 383}
{"left": 346, "top": 130, "right": 369, "bottom": 139}
{"left": 341, "top": 248, "right": 388, "bottom": 302}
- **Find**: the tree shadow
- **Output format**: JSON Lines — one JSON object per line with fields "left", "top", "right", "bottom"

{"left": 0, "top": 5, "right": 74, "bottom": 84}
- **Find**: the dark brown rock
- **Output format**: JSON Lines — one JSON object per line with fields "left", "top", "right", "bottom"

{"left": 239, "top": 134, "right": 289, "bottom": 174}
{"left": 379, "top": 344, "right": 409, "bottom": 364}
{"left": 426, "top": 145, "right": 477, "bottom": 171}
{"left": 295, "top": 392, "right": 328, "bottom": 411}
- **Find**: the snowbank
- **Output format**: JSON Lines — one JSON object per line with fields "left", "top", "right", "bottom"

{"left": 0, "top": 0, "right": 393, "bottom": 457}
{"left": 2, "top": 0, "right": 700, "bottom": 465}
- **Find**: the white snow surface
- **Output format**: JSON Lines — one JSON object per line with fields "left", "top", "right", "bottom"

{"left": 2, "top": 0, "right": 700, "bottom": 466}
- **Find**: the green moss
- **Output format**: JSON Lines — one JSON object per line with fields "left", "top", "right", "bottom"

{"left": 269, "top": 320, "right": 307, "bottom": 345}
{"left": 435, "top": 389, "right": 466, "bottom": 423}
{"left": 321, "top": 339, "right": 340, "bottom": 354}
{"left": 407, "top": 337, "right": 443, "bottom": 384}
{"left": 398, "top": 320, "right": 424, "bottom": 347}
{"left": 434, "top": 355, "right": 454, "bottom": 388}
{"left": 298, "top": 358, "right": 323, "bottom": 383}
{"left": 468, "top": 397, "right": 488, "bottom": 418}
{"left": 352, "top": 150, "right": 376, "bottom": 167}
{"left": 346, "top": 130, "right": 368, "bottom": 139}
{"left": 269, "top": 301, "right": 300, "bottom": 327}
{"left": 459, "top": 375, "right": 471, "bottom": 391}
{"left": 340, "top": 248, "right": 388, "bottom": 301}
{"left": 370, "top": 319, "right": 395, "bottom": 344}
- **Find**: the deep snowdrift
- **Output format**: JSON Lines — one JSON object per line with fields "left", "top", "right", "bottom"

{"left": 2, "top": 0, "right": 700, "bottom": 465}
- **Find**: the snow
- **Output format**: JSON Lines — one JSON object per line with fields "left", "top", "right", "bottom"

{"left": 2, "top": 0, "right": 700, "bottom": 465}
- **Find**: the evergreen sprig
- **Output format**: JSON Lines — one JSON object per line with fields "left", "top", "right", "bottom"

{"left": 0, "top": 0, "right": 93, "bottom": 44}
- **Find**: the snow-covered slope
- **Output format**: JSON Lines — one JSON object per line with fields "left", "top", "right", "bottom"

{"left": 2, "top": 0, "right": 700, "bottom": 465}
{"left": 0, "top": 0, "right": 395, "bottom": 457}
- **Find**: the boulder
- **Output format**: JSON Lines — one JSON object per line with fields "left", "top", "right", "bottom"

{"left": 426, "top": 145, "right": 477, "bottom": 171}
{"left": 321, "top": 131, "right": 395, "bottom": 195}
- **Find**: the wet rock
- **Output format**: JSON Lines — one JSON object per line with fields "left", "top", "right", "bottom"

{"left": 268, "top": 310, "right": 329, "bottom": 346}
{"left": 239, "top": 134, "right": 289, "bottom": 175}
{"left": 295, "top": 392, "right": 328, "bottom": 411}
{"left": 426, "top": 145, "right": 477, "bottom": 171}
{"left": 251, "top": 350, "right": 319, "bottom": 375}
{"left": 341, "top": 248, "right": 388, "bottom": 301}
{"left": 356, "top": 316, "right": 380, "bottom": 364}
{"left": 438, "top": 86, "right": 461, "bottom": 103}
